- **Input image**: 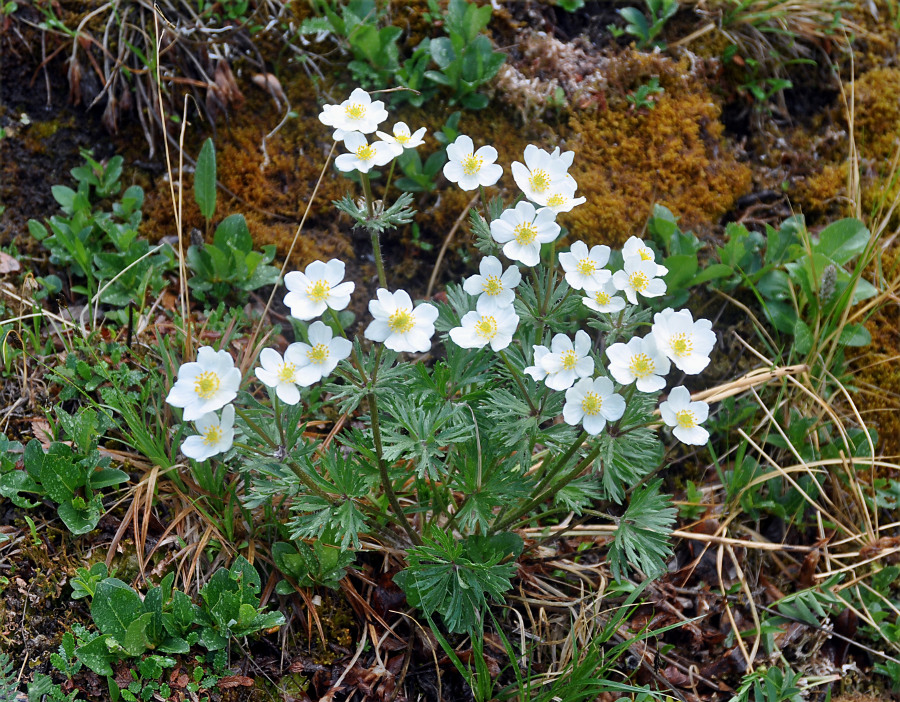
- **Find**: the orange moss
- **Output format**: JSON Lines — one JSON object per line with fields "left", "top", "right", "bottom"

{"left": 792, "top": 162, "right": 847, "bottom": 222}
{"left": 564, "top": 53, "right": 752, "bottom": 247}
{"left": 852, "top": 250, "right": 900, "bottom": 457}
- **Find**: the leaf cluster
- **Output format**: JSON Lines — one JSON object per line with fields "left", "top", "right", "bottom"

{"left": 74, "top": 558, "right": 284, "bottom": 676}
{"left": 0, "top": 408, "right": 128, "bottom": 534}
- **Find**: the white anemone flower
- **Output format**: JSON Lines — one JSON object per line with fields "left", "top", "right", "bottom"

{"left": 462, "top": 255, "right": 521, "bottom": 313}
{"left": 292, "top": 321, "right": 353, "bottom": 387}
{"left": 524, "top": 345, "right": 551, "bottom": 383}
{"left": 563, "top": 377, "right": 626, "bottom": 435}
{"left": 166, "top": 346, "right": 242, "bottom": 422}
{"left": 651, "top": 309, "right": 716, "bottom": 375}
{"left": 612, "top": 256, "right": 667, "bottom": 304}
{"left": 606, "top": 334, "right": 670, "bottom": 392}
{"left": 582, "top": 280, "right": 627, "bottom": 314}
{"left": 559, "top": 241, "right": 612, "bottom": 291}
{"left": 284, "top": 259, "right": 355, "bottom": 321}
{"left": 255, "top": 347, "right": 306, "bottom": 405}
{"left": 541, "top": 187, "right": 587, "bottom": 214}
{"left": 335, "top": 131, "right": 394, "bottom": 174}
{"left": 181, "top": 404, "right": 236, "bottom": 461}
{"left": 490, "top": 201, "right": 561, "bottom": 266}
{"left": 511, "top": 144, "right": 573, "bottom": 206}
{"left": 538, "top": 329, "right": 594, "bottom": 391}
{"left": 318, "top": 87, "right": 388, "bottom": 141}
{"left": 449, "top": 305, "right": 519, "bottom": 352}
{"left": 623, "top": 236, "right": 668, "bottom": 276}
{"left": 660, "top": 386, "right": 710, "bottom": 445}
{"left": 365, "top": 288, "right": 438, "bottom": 353}
{"left": 442, "top": 135, "right": 503, "bottom": 190}
{"left": 376, "top": 121, "right": 427, "bottom": 157}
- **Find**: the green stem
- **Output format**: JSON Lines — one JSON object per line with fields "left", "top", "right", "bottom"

{"left": 533, "top": 429, "right": 588, "bottom": 485}
{"left": 233, "top": 405, "right": 277, "bottom": 449}
{"left": 498, "top": 349, "right": 537, "bottom": 415}
{"left": 493, "top": 441, "right": 603, "bottom": 533}
{"left": 368, "top": 390, "right": 421, "bottom": 545}
{"left": 479, "top": 184, "right": 489, "bottom": 220}
{"left": 384, "top": 159, "right": 396, "bottom": 203}
{"left": 360, "top": 172, "right": 388, "bottom": 289}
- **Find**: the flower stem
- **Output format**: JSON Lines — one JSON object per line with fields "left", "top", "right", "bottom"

{"left": 368, "top": 390, "right": 421, "bottom": 545}
{"left": 360, "top": 172, "right": 388, "bottom": 289}
{"left": 384, "top": 160, "right": 396, "bottom": 203}
{"left": 479, "top": 184, "right": 489, "bottom": 220}
{"left": 493, "top": 440, "right": 603, "bottom": 533}
{"left": 498, "top": 349, "right": 537, "bottom": 415}
{"left": 233, "top": 405, "right": 277, "bottom": 449}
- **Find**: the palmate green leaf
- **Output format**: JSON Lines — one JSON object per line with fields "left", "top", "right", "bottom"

{"left": 450, "top": 448, "right": 530, "bottom": 533}
{"left": 379, "top": 392, "right": 470, "bottom": 479}
{"left": 609, "top": 479, "right": 676, "bottom": 580}
{"left": 597, "top": 425, "right": 662, "bottom": 504}
{"left": 394, "top": 528, "right": 516, "bottom": 634}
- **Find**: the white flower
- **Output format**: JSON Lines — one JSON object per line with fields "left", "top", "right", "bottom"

{"left": 511, "top": 144, "right": 572, "bottom": 206}
{"left": 524, "top": 345, "right": 551, "bottom": 383}
{"left": 442, "top": 135, "right": 503, "bottom": 191}
{"left": 462, "top": 256, "right": 521, "bottom": 313}
{"left": 541, "top": 187, "right": 587, "bottom": 214}
{"left": 490, "top": 201, "right": 561, "bottom": 266}
{"left": 612, "top": 256, "right": 667, "bottom": 304}
{"left": 623, "top": 236, "right": 668, "bottom": 276}
{"left": 537, "top": 329, "right": 594, "bottom": 391}
{"left": 255, "top": 347, "right": 304, "bottom": 405}
{"left": 660, "top": 386, "right": 710, "bottom": 445}
{"left": 284, "top": 259, "right": 355, "bottom": 321}
{"left": 651, "top": 308, "right": 716, "bottom": 375}
{"left": 365, "top": 288, "right": 438, "bottom": 353}
{"left": 606, "top": 334, "right": 670, "bottom": 392}
{"left": 376, "top": 121, "right": 426, "bottom": 157}
{"left": 449, "top": 305, "right": 519, "bottom": 351}
{"left": 335, "top": 131, "right": 394, "bottom": 173}
{"left": 559, "top": 241, "right": 612, "bottom": 291}
{"left": 181, "top": 404, "right": 236, "bottom": 461}
{"left": 582, "top": 280, "right": 627, "bottom": 314}
{"left": 166, "top": 346, "right": 242, "bottom": 422}
{"left": 291, "top": 321, "right": 353, "bottom": 387}
{"left": 318, "top": 87, "right": 388, "bottom": 141}
{"left": 563, "top": 377, "right": 626, "bottom": 435}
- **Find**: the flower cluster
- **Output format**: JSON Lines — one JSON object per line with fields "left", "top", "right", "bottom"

{"left": 164, "top": 88, "right": 719, "bottom": 467}
{"left": 319, "top": 88, "right": 427, "bottom": 174}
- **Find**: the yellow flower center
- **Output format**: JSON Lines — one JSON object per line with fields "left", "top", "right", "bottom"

{"left": 576, "top": 258, "right": 596, "bottom": 276}
{"left": 345, "top": 103, "right": 366, "bottom": 120}
{"left": 307, "top": 280, "right": 331, "bottom": 303}
{"left": 203, "top": 424, "right": 222, "bottom": 446}
{"left": 277, "top": 363, "right": 298, "bottom": 383}
{"left": 356, "top": 144, "right": 376, "bottom": 162}
{"left": 628, "top": 353, "right": 654, "bottom": 379}
{"left": 593, "top": 291, "right": 611, "bottom": 305}
{"left": 561, "top": 350, "right": 578, "bottom": 371}
{"left": 676, "top": 409, "right": 697, "bottom": 429}
{"left": 670, "top": 333, "right": 693, "bottom": 357}
{"left": 529, "top": 169, "right": 551, "bottom": 193}
{"left": 395, "top": 132, "right": 410, "bottom": 144}
{"left": 461, "top": 154, "right": 483, "bottom": 175}
{"left": 581, "top": 392, "right": 602, "bottom": 416}
{"left": 639, "top": 248, "right": 653, "bottom": 261}
{"left": 514, "top": 222, "right": 538, "bottom": 245}
{"left": 194, "top": 371, "right": 221, "bottom": 400}
{"left": 547, "top": 193, "right": 567, "bottom": 207}
{"left": 474, "top": 316, "right": 498, "bottom": 339}
{"left": 483, "top": 275, "right": 503, "bottom": 296}
{"left": 388, "top": 309, "right": 415, "bottom": 334}
{"left": 307, "top": 344, "right": 329, "bottom": 364}
{"left": 629, "top": 271, "right": 649, "bottom": 292}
